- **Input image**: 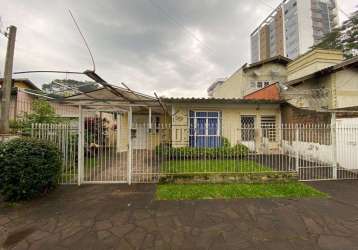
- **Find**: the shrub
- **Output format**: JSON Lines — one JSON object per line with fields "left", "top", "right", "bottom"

{"left": 155, "top": 142, "right": 249, "bottom": 160}
{"left": 0, "top": 137, "right": 62, "bottom": 201}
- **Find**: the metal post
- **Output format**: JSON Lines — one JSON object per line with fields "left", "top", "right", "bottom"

{"left": 78, "top": 105, "right": 84, "bottom": 185}
{"left": 116, "top": 113, "right": 121, "bottom": 153}
{"left": 148, "top": 107, "right": 152, "bottom": 130}
{"left": 295, "top": 124, "right": 299, "bottom": 172}
{"left": 331, "top": 112, "right": 337, "bottom": 179}
{"left": 0, "top": 25, "right": 17, "bottom": 134}
{"left": 127, "top": 106, "right": 132, "bottom": 185}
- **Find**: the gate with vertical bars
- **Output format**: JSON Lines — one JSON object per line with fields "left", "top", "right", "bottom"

{"left": 31, "top": 119, "right": 358, "bottom": 184}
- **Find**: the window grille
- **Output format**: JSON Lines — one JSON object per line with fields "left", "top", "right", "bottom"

{"left": 261, "top": 116, "right": 276, "bottom": 142}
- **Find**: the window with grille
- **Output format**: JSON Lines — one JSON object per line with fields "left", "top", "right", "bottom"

{"left": 261, "top": 116, "right": 276, "bottom": 142}
{"left": 241, "top": 116, "right": 255, "bottom": 141}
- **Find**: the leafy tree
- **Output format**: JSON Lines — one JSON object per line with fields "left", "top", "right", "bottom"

{"left": 10, "top": 99, "right": 59, "bottom": 133}
{"left": 24, "top": 99, "right": 57, "bottom": 124}
{"left": 312, "top": 9, "right": 358, "bottom": 59}
{"left": 42, "top": 79, "right": 100, "bottom": 97}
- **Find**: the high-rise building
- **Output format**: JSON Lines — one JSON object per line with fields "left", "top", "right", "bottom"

{"left": 250, "top": 0, "right": 339, "bottom": 62}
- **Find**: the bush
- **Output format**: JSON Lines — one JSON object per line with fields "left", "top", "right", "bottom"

{"left": 0, "top": 137, "right": 62, "bottom": 201}
{"left": 155, "top": 142, "right": 249, "bottom": 160}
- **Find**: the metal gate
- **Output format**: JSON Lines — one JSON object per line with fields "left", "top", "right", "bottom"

{"left": 32, "top": 118, "right": 358, "bottom": 184}
{"left": 80, "top": 109, "right": 128, "bottom": 184}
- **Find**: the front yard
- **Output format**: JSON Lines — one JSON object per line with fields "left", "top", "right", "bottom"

{"left": 160, "top": 160, "right": 272, "bottom": 174}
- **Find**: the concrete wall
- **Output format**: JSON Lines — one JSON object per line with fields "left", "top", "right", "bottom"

{"left": 281, "top": 103, "right": 331, "bottom": 125}
{"left": 335, "top": 68, "right": 358, "bottom": 109}
{"left": 212, "top": 62, "right": 287, "bottom": 99}
{"left": 287, "top": 49, "right": 344, "bottom": 81}
{"left": 284, "top": 74, "right": 333, "bottom": 109}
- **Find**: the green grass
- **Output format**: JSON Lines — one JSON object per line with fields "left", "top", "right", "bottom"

{"left": 156, "top": 182, "right": 328, "bottom": 200}
{"left": 160, "top": 160, "right": 272, "bottom": 174}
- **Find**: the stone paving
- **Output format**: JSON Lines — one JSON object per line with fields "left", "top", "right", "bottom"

{"left": 1, "top": 181, "right": 358, "bottom": 249}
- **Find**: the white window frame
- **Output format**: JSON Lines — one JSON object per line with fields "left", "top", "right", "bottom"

{"left": 189, "top": 110, "right": 221, "bottom": 147}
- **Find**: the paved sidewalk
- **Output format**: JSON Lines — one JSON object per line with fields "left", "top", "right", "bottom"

{"left": 1, "top": 181, "right": 358, "bottom": 249}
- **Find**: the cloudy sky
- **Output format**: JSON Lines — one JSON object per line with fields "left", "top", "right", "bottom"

{"left": 0, "top": 0, "right": 356, "bottom": 97}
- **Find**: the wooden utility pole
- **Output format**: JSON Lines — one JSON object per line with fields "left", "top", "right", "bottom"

{"left": 0, "top": 25, "right": 17, "bottom": 134}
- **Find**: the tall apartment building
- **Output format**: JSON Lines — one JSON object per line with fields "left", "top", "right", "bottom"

{"left": 250, "top": 0, "right": 339, "bottom": 62}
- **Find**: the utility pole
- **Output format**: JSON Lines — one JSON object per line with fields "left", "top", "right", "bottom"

{"left": 0, "top": 25, "right": 17, "bottom": 134}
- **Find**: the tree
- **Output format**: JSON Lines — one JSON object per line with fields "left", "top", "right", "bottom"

{"left": 9, "top": 99, "right": 59, "bottom": 133}
{"left": 312, "top": 9, "right": 358, "bottom": 59}
{"left": 42, "top": 79, "right": 100, "bottom": 97}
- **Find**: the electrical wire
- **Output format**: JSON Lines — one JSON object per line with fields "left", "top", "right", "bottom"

{"left": 145, "top": 0, "right": 217, "bottom": 56}
{"left": 257, "top": 0, "right": 275, "bottom": 11}
{"left": 68, "top": 9, "right": 96, "bottom": 72}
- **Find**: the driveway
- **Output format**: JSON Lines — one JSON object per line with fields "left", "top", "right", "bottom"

{"left": 1, "top": 181, "right": 358, "bottom": 249}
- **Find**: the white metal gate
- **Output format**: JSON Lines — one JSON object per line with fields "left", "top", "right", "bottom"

{"left": 31, "top": 119, "right": 358, "bottom": 184}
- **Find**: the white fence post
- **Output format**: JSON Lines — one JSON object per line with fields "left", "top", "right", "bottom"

{"left": 127, "top": 106, "right": 132, "bottom": 185}
{"left": 295, "top": 124, "right": 299, "bottom": 172}
{"left": 116, "top": 113, "right": 121, "bottom": 153}
{"left": 331, "top": 113, "right": 337, "bottom": 179}
{"left": 78, "top": 105, "right": 84, "bottom": 185}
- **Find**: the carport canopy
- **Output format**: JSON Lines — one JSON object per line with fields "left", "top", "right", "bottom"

{"left": 58, "top": 85, "right": 167, "bottom": 115}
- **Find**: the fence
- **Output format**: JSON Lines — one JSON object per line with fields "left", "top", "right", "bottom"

{"left": 30, "top": 121, "right": 358, "bottom": 184}
{"left": 31, "top": 123, "right": 78, "bottom": 184}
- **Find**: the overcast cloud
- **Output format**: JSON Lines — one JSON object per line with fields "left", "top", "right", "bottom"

{"left": 0, "top": 0, "right": 356, "bottom": 97}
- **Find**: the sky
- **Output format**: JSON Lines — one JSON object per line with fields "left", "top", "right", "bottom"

{"left": 0, "top": 0, "right": 356, "bottom": 97}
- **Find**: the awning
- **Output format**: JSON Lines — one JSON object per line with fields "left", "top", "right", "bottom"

{"left": 57, "top": 85, "right": 165, "bottom": 114}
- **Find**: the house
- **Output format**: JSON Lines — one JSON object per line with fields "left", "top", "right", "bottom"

{"left": 163, "top": 97, "right": 282, "bottom": 152}
{"left": 0, "top": 78, "right": 78, "bottom": 120}
{"left": 243, "top": 83, "right": 281, "bottom": 101}
{"left": 0, "top": 78, "right": 40, "bottom": 120}
{"left": 208, "top": 55, "right": 291, "bottom": 98}
{"left": 283, "top": 50, "right": 358, "bottom": 111}
{"left": 63, "top": 87, "right": 283, "bottom": 153}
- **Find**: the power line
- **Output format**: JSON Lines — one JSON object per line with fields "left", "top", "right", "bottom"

{"left": 68, "top": 9, "right": 96, "bottom": 72}
{"left": 145, "top": 0, "right": 217, "bottom": 56}
{"left": 257, "top": 0, "right": 275, "bottom": 11}
{"left": 338, "top": 7, "right": 350, "bottom": 19}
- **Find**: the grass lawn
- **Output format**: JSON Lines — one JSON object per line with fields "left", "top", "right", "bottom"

{"left": 156, "top": 182, "right": 328, "bottom": 200}
{"left": 160, "top": 160, "right": 272, "bottom": 174}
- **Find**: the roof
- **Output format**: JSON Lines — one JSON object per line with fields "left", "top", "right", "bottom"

{"left": 61, "top": 85, "right": 164, "bottom": 113}
{"left": 0, "top": 78, "right": 40, "bottom": 91}
{"left": 243, "top": 56, "right": 292, "bottom": 72}
{"left": 162, "top": 97, "right": 282, "bottom": 105}
{"left": 287, "top": 55, "right": 358, "bottom": 86}
{"left": 243, "top": 83, "right": 281, "bottom": 101}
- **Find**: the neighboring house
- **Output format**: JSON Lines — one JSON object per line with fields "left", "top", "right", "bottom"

{"left": 207, "top": 78, "right": 227, "bottom": 97}
{"left": 209, "top": 56, "right": 290, "bottom": 99}
{"left": 283, "top": 50, "right": 358, "bottom": 110}
{"left": 0, "top": 78, "right": 78, "bottom": 120}
{"left": 244, "top": 83, "right": 281, "bottom": 101}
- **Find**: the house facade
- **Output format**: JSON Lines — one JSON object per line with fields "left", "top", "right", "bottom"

{"left": 283, "top": 50, "right": 358, "bottom": 110}
{"left": 161, "top": 98, "right": 281, "bottom": 152}
{"left": 0, "top": 78, "right": 78, "bottom": 121}
{"left": 208, "top": 56, "right": 290, "bottom": 99}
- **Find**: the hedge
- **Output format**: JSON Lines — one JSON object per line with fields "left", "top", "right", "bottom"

{"left": 155, "top": 143, "right": 249, "bottom": 160}
{"left": 0, "top": 137, "right": 62, "bottom": 201}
